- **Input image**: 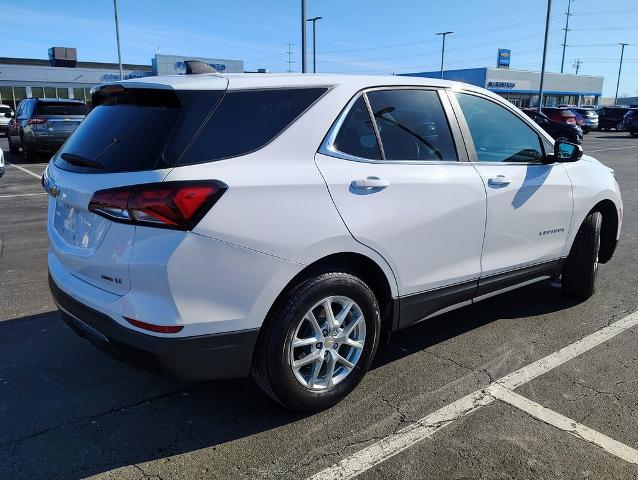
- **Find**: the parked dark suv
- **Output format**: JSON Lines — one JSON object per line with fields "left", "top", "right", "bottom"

{"left": 522, "top": 109, "right": 583, "bottom": 144}
{"left": 618, "top": 108, "right": 638, "bottom": 136}
{"left": 597, "top": 106, "right": 631, "bottom": 131}
{"left": 7, "top": 98, "right": 89, "bottom": 161}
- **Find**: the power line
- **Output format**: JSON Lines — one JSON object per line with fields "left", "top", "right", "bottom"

{"left": 319, "top": 15, "right": 562, "bottom": 55}
{"left": 573, "top": 58, "right": 583, "bottom": 74}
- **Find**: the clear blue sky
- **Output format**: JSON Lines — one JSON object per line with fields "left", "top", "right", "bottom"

{"left": 3, "top": 0, "right": 637, "bottom": 97}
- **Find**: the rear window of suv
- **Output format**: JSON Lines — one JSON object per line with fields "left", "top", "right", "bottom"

{"left": 54, "top": 86, "right": 327, "bottom": 173}
{"left": 35, "top": 102, "right": 89, "bottom": 116}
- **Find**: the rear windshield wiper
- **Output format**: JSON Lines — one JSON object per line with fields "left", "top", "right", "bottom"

{"left": 60, "top": 153, "right": 104, "bottom": 169}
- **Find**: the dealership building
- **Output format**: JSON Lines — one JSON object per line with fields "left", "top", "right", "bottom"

{"left": 403, "top": 67, "right": 604, "bottom": 108}
{"left": 0, "top": 49, "right": 244, "bottom": 110}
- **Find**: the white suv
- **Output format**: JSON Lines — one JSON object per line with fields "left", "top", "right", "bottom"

{"left": 45, "top": 74, "right": 622, "bottom": 411}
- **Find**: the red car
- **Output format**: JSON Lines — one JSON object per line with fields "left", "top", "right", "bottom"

{"left": 542, "top": 107, "right": 577, "bottom": 125}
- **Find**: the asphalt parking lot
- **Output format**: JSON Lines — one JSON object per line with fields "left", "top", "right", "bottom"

{"left": 1, "top": 131, "right": 637, "bottom": 480}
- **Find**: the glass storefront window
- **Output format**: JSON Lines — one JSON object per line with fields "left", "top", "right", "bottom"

{"left": 57, "top": 88, "right": 69, "bottom": 99}
{"left": 13, "top": 87, "right": 27, "bottom": 109}
{"left": 44, "top": 87, "right": 56, "bottom": 98}
{"left": 73, "top": 88, "right": 85, "bottom": 101}
{"left": 31, "top": 87, "right": 45, "bottom": 99}
{"left": 0, "top": 87, "right": 13, "bottom": 108}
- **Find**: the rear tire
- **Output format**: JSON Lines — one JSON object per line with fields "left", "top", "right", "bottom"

{"left": 562, "top": 212, "right": 602, "bottom": 299}
{"left": 22, "top": 142, "right": 35, "bottom": 162}
{"left": 8, "top": 136, "right": 18, "bottom": 153}
{"left": 251, "top": 272, "right": 381, "bottom": 411}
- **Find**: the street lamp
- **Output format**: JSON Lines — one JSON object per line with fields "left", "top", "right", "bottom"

{"left": 301, "top": 0, "right": 307, "bottom": 73}
{"left": 113, "top": 0, "right": 123, "bottom": 80}
{"left": 307, "top": 16, "right": 322, "bottom": 73}
{"left": 435, "top": 32, "right": 453, "bottom": 79}
{"left": 615, "top": 43, "right": 629, "bottom": 105}
{"left": 538, "top": 0, "right": 552, "bottom": 112}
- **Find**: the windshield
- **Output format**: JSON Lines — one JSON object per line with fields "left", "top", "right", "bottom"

{"left": 35, "top": 102, "right": 89, "bottom": 116}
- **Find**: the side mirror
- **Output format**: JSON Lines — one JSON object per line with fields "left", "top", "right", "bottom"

{"left": 554, "top": 141, "right": 583, "bottom": 162}
{"left": 4, "top": 112, "right": 12, "bottom": 118}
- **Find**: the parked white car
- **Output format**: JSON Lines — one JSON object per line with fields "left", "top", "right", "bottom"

{"left": 45, "top": 73, "right": 623, "bottom": 411}
{"left": 0, "top": 104, "right": 13, "bottom": 135}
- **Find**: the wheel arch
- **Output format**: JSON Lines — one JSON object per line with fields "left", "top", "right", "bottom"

{"left": 592, "top": 199, "right": 619, "bottom": 264}
{"left": 261, "top": 252, "right": 398, "bottom": 339}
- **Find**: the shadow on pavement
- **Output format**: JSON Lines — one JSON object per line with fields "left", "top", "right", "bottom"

{"left": 0, "top": 280, "right": 580, "bottom": 479}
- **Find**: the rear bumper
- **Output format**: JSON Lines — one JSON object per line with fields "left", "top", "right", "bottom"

{"left": 49, "top": 273, "right": 259, "bottom": 381}
{"left": 25, "top": 135, "right": 67, "bottom": 152}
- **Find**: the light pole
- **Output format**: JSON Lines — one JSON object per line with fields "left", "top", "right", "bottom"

{"left": 301, "top": 0, "right": 307, "bottom": 73}
{"left": 538, "top": 0, "right": 552, "bottom": 112}
{"left": 436, "top": 31, "right": 453, "bottom": 79}
{"left": 615, "top": 43, "right": 629, "bottom": 105}
{"left": 560, "top": 0, "right": 573, "bottom": 74}
{"left": 113, "top": 0, "right": 123, "bottom": 80}
{"left": 307, "top": 16, "right": 322, "bottom": 73}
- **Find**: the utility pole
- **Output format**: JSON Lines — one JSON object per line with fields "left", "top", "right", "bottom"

{"left": 572, "top": 58, "right": 582, "bottom": 75}
{"left": 615, "top": 43, "right": 629, "bottom": 105}
{"left": 286, "top": 44, "right": 294, "bottom": 73}
{"left": 113, "top": 0, "right": 123, "bottom": 80}
{"left": 538, "top": 0, "right": 552, "bottom": 112}
{"left": 307, "top": 16, "right": 322, "bottom": 73}
{"left": 560, "top": 0, "right": 573, "bottom": 73}
{"left": 301, "top": 0, "right": 307, "bottom": 73}
{"left": 435, "top": 31, "right": 453, "bottom": 79}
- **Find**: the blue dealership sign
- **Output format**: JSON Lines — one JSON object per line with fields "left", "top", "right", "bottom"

{"left": 497, "top": 48, "right": 511, "bottom": 68}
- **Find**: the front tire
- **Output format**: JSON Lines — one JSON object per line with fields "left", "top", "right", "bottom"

{"left": 251, "top": 272, "right": 381, "bottom": 411}
{"left": 562, "top": 212, "right": 602, "bottom": 299}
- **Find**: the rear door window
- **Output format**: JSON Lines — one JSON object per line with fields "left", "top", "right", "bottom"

{"left": 366, "top": 89, "right": 458, "bottom": 161}
{"left": 35, "top": 102, "right": 89, "bottom": 116}
{"left": 178, "top": 87, "right": 327, "bottom": 165}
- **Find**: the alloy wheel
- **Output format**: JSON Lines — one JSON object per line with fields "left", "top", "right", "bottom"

{"left": 289, "top": 296, "right": 366, "bottom": 391}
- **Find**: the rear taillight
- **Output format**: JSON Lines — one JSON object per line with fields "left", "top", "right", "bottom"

{"left": 28, "top": 117, "right": 47, "bottom": 125}
{"left": 88, "top": 181, "right": 227, "bottom": 230}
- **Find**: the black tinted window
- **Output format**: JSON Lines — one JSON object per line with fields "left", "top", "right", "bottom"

{"left": 35, "top": 102, "right": 89, "bottom": 116}
{"left": 179, "top": 88, "right": 327, "bottom": 164}
{"left": 0, "top": 106, "right": 12, "bottom": 114}
{"left": 333, "top": 96, "right": 381, "bottom": 160}
{"left": 55, "top": 89, "right": 185, "bottom": 173}
{"left": 455, "top": 93, "right": 543, "bottom": 163}
{"left": 367, "top": 89, "right": 457, "bottom": 161}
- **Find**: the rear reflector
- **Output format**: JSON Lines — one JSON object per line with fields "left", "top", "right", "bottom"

{"left": 88, "top": 180, "right": 226, "bottom": 230}
{"left": 125, "top": 317, "right": 184, "bottom": 334}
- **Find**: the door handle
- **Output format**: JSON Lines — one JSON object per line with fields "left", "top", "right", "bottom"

{"left": 488, "top": 174, "right": 512, "bottom": 186}
{"left": 351, "top": 177, "right": 390, "bottom": 189}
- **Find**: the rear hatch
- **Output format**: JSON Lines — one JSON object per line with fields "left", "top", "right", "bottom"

{"left": 46, "top": 78, "right": 228, "bottom": 295}
{"left": 32, "top": 101, "right": 89, "bottom": 139}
